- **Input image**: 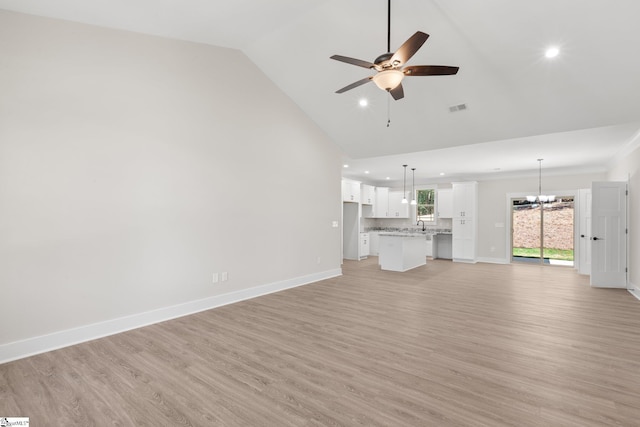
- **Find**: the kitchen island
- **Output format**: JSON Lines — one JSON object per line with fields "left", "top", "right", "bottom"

{"left": 379, "top": 232, "right": 429, "bottom": 272}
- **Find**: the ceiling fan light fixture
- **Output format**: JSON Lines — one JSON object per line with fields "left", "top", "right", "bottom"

{"left": 330, "top": 0, "right": 458, "bottom": 100}
{"left": 372, "top": 69, "right": 404, "bottom": 91}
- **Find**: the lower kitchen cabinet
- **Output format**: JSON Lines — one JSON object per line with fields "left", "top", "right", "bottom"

{"left": 433, "top": 234, "right": 453, "bottom": 259}
{"left": 452, "top": 217, "right": 475, "bottom": 262}
{"left": 425, "top": 235, "right": 433, "bottom": 257}
{"left": 360, "top": 233, "right": 370, "bottom": 259}
{"left": 369, "top": 232, "right": 380, "bottom": 256}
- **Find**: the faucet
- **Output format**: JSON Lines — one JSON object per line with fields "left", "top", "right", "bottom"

{"left": 417, "top": 220, "right": 426, "bottom": 231}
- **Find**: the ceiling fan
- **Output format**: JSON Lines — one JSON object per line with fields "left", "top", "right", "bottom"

{"left": 330, "top": 0, "right": 459, "bottom": 100}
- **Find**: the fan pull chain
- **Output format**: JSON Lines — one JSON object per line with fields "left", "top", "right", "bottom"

{"left": 387, "top": 93, "right": 391, "bottom": 127}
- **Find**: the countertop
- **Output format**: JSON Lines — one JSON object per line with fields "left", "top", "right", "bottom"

{"left": 379, "top": 232, "right": 430, "bottom": 238}
{"left": 370, "top": 228, "right": 452, "bottom": 236}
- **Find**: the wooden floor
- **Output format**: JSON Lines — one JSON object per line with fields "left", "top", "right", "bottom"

{"left": 2, "top": 258, "right": 640, "bottom": 426}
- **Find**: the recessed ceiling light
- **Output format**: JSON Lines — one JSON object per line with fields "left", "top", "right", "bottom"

{"left": 364, "top": 170, "right": 370, "bottom": 174}
{"left": 343, "top": 164, "right": 349, "bottom": 168}
{"left": 439, "top": 172, "right": 445, "bottom": 176}
{"left": 359, "top": 98, "right": 368, "bottom": 107}
{"left": 386, "top": 177, "right": 390, "bottom": 180}
{"left": 545, "top": 46, "right": 559, "bottom": 58}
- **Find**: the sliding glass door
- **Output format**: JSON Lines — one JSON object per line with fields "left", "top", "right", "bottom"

{"left": 511, "top": 196, "right": 574, "bottom": 266}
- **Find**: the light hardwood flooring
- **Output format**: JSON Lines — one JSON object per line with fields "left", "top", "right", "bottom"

{"left": 2, "top": 258, "right": 640, "bottom": 426}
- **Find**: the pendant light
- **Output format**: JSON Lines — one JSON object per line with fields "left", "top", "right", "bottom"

{"left": 526, "top": 159, "right": 555, "bottom": 203}
{"left": 401, "top": 165, "right": 408, "bottom": 204}
{"left": 410, "top": 168, "right": 417, "bottom": 205}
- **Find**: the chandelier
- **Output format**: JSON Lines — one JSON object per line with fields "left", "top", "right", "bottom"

{"left": 526, "top": 159, "right": 555, "bottom": 203}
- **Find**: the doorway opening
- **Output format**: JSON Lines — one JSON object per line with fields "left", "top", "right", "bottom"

{"left": 511, "top": 196, "right": 575, "bottom": 266}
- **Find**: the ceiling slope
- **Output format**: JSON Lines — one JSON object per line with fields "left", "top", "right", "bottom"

{"left": 2, "top": 0, "right": 639, "bottom": 181}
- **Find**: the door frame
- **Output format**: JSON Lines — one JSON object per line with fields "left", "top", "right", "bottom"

{"left": 505, "top": 190, "right": 578, "bottom": 266}
{"left": 577, "top": 188, "right": 592, "bottom": 275}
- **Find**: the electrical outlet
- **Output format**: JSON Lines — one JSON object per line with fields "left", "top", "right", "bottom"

{"left": 221, "top": 272, "right": 228, "bottom": 282}
{"left": 332, "top": 221, "right": 339, "bottom": 228}
{"left": 212, "top": 273, "right": 219, "bottom": 283}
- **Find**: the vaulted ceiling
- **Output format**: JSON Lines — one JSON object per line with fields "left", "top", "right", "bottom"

{"left": 2, "top": 0, "right": 639, "bottom": 185}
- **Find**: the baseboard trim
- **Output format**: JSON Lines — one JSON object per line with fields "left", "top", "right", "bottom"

{"left": 0, "top": 268, "right": 342, "bottom": 364}
{"left": 477, "top": 257, "right": 510, "bottom": 265}
{"left": 629, "top": 284, "right": 640, "bottom": 301}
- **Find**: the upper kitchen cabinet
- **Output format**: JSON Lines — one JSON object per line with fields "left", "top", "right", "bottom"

{"left": 342, "top": 179, "right": 361, "bottom": 203}
{"left": 372, "top": 187, "right": 408, "bottom": 218}
{"left": 437, "top": 189, "right": 453, "bottom": 219}
{"left": 388, "top": 191, "right": 410, "bottom": 218}
{"left": 361, "top": 184, "right": 375, "bottom": 205}
{"left": 452, "top": 182, "right": 478, "bottom": 263}
{"left": 452, "top": 182, "right": 477, "bottom": 219}
{"left": 361, "top": 184, "right": 376, "bottom": 218}
{"left": 374, "top": 187, "right": 389, "bottom": 218}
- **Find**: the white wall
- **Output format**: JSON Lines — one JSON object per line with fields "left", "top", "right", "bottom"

{"left": 477, "top": 172, "right": 606, "bottom": 263}
{"left": 0, "top": 11, "right": 343, "bottom": 354}
{"left": 607, "top": 142, "right": 640, "bottom": 290}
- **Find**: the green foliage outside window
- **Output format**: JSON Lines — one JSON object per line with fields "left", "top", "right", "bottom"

{"left": 417, "top": 189, "right": 435, "bottom": 222}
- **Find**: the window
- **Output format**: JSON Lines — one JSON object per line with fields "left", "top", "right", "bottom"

{"left": 416, "top": 189, "right": 435, "bottom": 222}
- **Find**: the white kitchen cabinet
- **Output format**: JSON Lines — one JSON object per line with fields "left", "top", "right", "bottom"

{"left": 452, "top": 181, "right": 477, "bottom": 263}
{"left": 342, "top": 179, "right": 361, "bottom": 203}
{"left": 433, "top": 234, "right": 453, "bottom": 259}
{"left": 374, "top": 187, "right": 389, "bottom": 218}
{"left": 388, "top": 191, "right": 409, "bottom": 218}
{"left": 369, "top": 231, "right": 380, "bottom": 256}
{"left": 361, "top": 204, "right": 375, "bottom": 218}
{"left": 453, "top": 182, "right": 476, "bottom": 219}
{"left": 437, "top": 188, "right": 453, "bottom": 219}
{"left": 425, "top": 235, "right": 433, "bottom": 257}
{"left": 361, "top": 184, "right": 375, "bottom": 205}
{"left": 453, "top": 218, "right": 475, "bottom": 260}
{"left": 359, "top": 233, "right": 370, "bottom": 259}
{"left": 379, "top": 234, "right": 427, "bottom": 272}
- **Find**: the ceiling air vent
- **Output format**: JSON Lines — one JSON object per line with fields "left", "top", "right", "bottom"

{"left": 449, "top": 103, "right": 467, "bottom": 113}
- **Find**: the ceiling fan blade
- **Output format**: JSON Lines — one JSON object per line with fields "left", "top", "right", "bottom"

{"left": 330, "top": 55, "right": 376, "bottom": 69}
{"left": 403, "top": 65, "right": 460, "bottom": 76}
{"left": 390, "top": 31, "right": 429, "bottom": 66}
{"left": 389, "top": 83, "right": 404, "bottom": 100}
{"left": 335, "top": 76, "right": 373, "bottom": 94}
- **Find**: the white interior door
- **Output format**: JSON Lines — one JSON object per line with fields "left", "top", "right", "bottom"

{"left": 578, "top": 189, "right": 592, "bottom": 275}
{"left": 590, "top": 182, "right": 627, "bottom": 288}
